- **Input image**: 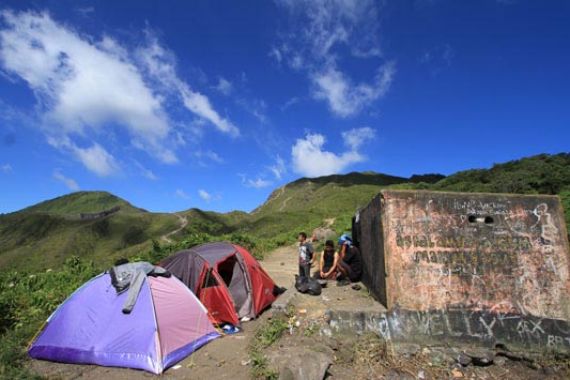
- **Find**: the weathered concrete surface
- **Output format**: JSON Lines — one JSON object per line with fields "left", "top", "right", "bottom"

{"left": 353, "top": 190, "right": 570, "bottom": 354}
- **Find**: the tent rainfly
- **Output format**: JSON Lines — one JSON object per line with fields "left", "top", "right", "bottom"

{"left": 28, "top": 271, "right": 219, "bottom": 374}
{"left": 160, "top": 242, "right": 278, "bottom": 326}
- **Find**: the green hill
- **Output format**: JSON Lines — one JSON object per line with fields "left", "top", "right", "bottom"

{"left": 177, "top": 171, "right": 439, "bottom": 244}
{"left": 0, "top": 192, "right": 178, "bottom": 271}
{"left": 1, "top": 153, "right": 569, "bottom": 271}
{"left": 433, "top": 153, "right": 570, "bottom": 194}
{"left": 246, "top": 153, "right": 570, "bottom": 243}
{"left": 18, "top": 191, "right": 145, "bottom": 215}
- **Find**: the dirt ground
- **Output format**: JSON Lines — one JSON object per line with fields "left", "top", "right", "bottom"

{"left": 29, "top": 245, "right": 570, "bottom": 379}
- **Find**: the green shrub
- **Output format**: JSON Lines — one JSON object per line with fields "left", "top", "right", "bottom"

{"left": 248, "top": 317, "right": 288, "bottom": 379}
{"left": 0, "top": 256, "right": 98, "bottom": 377}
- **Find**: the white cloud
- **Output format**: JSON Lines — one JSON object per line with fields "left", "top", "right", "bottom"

{"left": 239, "top": 155, "right": 286, "bottom": 189}
{"left": 72, "top": 143, "right": 119, "bottom": 177}
{"left": 0, "top": 10, "right": 176, "bottom": 167}
{"left": 137, "top": 35, "right": 239, "bottom": 137}
{"left": 53, "top": 169, "right": 80, "bottom": 191}
{"left": 291, "top": 132, "right": 369, "bottom": 177}
{"left": 0, "top": 11, "right": 239, "bottom": 176}
{"left": 134, "top": 161, "right": 158, "bottom": 180}
{"left": 175, "top": 189, "right": 190, "bottom": 200}
{"left": 269, "top": 46, "right": 282, "bottom": 64}
{"left": 341, "top": 127, "right": 376, "bottom": 151}
{"left": 290, "top": 127, "right": 376, "bottom": 177}
{"left": 240, "top": 174, "right": 273, "bottom": 189}
{"left": 75, "top": 6, "right": 95, "bottom": 17}
{"left": 198, "top": 189, "right": 213, "bottom": 202}
{"left": 420, "top": 44, "right": 454, "bottom": 76}
{"left": 46, "top": 135, "right": 119, "bottom": 177}
{"left": 181, "top": 90, "right": 239, "bottom": 136}
{"left": 274, "top": 0, "right": 394, "bottom": 117}
{"left": 195, "top": 150, "right": 224, "bottom": 165}
{"left": 312, "top": 62, "right": 395, "bottom": 117}
{"left": 250, "top": 178, "right": 272, "bottom": 188}
{"left": 268, "top": 156, "right": 287, "bottom": 180}
{"left": 213, "top": 77, "right": 233, "bottom": 95}
{"left": 237, "top": 97, "right": 268, "bottom": 123}
{"left": 276, "top": 0, "right": 381, "bottom": 62}
{"left": 281, "top": 96, "right": 300, "bottom": 111}
{"left": 1, "top": 163, "right": 12, "bottom": 173}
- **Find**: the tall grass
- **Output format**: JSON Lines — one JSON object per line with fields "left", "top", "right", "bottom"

{"left": 0, "top": 256, "right": 98, "bottom": 379}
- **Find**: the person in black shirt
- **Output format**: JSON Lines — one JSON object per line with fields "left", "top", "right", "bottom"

{"left": 337, "top": 234, "right": 362, "bottom": 283}
{"left": 314, "top": 240, "right": 339, "bottom": 280}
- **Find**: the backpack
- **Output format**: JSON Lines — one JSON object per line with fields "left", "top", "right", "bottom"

{"left": 295, "top": 275, "right": 322, "bottom": 296}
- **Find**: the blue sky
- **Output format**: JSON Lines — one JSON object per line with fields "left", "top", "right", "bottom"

{"left": 0, "top": 0, "right": 569, "bottom": 213}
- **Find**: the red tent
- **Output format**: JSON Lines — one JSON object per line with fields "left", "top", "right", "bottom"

{"left": 160, "top": 242, "right": 278, "bottom": 326}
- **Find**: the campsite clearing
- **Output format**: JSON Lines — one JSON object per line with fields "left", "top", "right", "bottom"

{"left": 29, "top": 245, "right": 570, "bottom": 379}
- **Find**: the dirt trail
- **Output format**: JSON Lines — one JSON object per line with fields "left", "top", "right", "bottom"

{"left": 160, "top": 214, "right": 188, "bottom": 244}
{"left": 30, "top": 245, "right": 300, "bottom": 380}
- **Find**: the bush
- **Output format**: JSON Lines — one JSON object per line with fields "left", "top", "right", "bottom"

{"left": 121, "top": 225, "right": 147, "bottom": 247}
{"left": 0, "top": 257, "right": 98, "bottom": 377}
{"left": 248, "top": 317, "right": 288, "bottom": 379}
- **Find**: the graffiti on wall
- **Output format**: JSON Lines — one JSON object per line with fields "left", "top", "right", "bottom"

{"left": 328, "top": 306, "right": 570, "bottom": 353}
{"left": 381, "top": 191, "right": 570, "bottom": 321}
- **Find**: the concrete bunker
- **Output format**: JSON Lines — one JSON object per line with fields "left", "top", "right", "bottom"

{"left": 351, "top": 190, "right": 570, "bottom": 354}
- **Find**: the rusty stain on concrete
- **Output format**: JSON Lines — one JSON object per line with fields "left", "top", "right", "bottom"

{"left": 353, "top": 190, "right": 570, "bottom": 353}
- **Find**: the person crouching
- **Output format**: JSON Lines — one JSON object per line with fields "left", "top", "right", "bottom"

{"left": 337, "top": 234, "right": 362, "bottom": 285}
{"left": 315, "top": 240, "right": 339, "bottom": 280}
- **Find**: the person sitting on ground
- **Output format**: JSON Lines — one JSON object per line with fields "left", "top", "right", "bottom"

{"left": 297, "top": 232, "right": 314, "bottom": 279}
{"left": 314, "top": 240, "right": 339, "bottom": 280}
{"left": 336, "top": 234, "right": 362, "bottom": 285}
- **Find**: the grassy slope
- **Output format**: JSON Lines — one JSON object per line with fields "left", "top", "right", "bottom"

{"left": 177, "top": 172, "right": 415, "bottom": 244}
{"left": 245, "top": 154, "right": 570, "bottom": 242}
{"left": 0, "top": 192, "right": 179, "bottom": 270}
{"left": 19, "top": 191, "right": 144, "bottom": 214}
{"left": 1, "top": 153, "right": 569, "bottom": 271}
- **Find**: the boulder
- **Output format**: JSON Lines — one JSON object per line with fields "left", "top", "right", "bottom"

{"left": 311, "top": 227, "right": 336, "bottom": 242}
{"left": 272, "top": 349, "right": 332, "bottom": 380}
{"left": 464, "top": 348, "right": 495, "bottom": 366}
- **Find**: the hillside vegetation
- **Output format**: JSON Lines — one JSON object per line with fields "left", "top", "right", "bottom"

{"left": 0, "top": 200, "right": 179, "bottom": 271}
{"left": 1, "top": 153, "right": 569, "bottom": 272}
{"left": 19, "top": 191, "right": 145, "bottom": 214}
{"left": 178, "top": 172, "right": 442, "bottom": 250}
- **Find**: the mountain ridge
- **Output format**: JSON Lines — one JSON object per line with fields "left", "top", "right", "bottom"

{"left": 1, "top": 152, "right": 569, "bottom": 271}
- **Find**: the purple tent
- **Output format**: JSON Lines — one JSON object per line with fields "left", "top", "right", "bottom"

{"left": 29, "top": 272, "right": 219, "bottom": 374}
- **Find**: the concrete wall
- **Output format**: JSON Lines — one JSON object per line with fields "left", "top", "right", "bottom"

{"left": 354, "top": 194, "right": 387, "bottom": 306}
{"left": 354, "top": 190, "right": 570, "bottom": 353}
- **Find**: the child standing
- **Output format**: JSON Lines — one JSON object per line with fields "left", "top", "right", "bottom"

{"left": 297, "top": 232, "right": 314, "bottom": 278}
